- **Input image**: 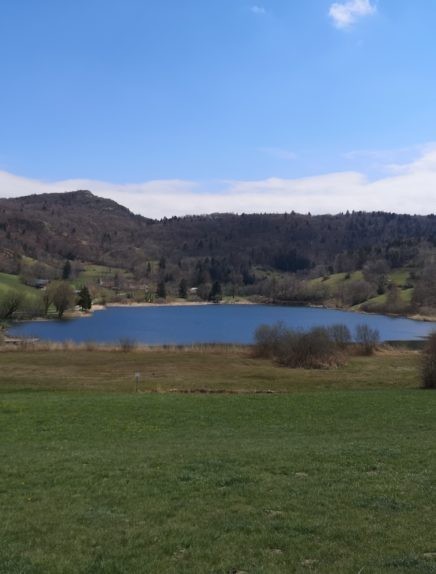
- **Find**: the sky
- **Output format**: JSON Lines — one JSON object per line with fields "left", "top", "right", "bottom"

{"left": 1, "top": 0, "right": 436, "bottom": 217}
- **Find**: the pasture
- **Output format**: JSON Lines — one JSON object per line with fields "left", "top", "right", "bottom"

{"left": 0, "top": 348, "right": 435, "bottom": 573}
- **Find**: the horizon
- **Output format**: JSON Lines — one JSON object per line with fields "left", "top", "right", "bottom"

{"left": 1, "top": 1, "right": 436, "bottom": 217}
{"left": 3, "top": 187, "right": 435, "bottom": 220}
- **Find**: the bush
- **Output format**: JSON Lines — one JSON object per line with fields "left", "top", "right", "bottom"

{"left": 253, "top": 322, "right": 288, "bottom": 358}
{"left": 253, "top": 322, "right": 346, "bottom": 369}
{"left": 421, "top": 332, "right": 436, "bottom": 389}
{"left": 327, "top": 324, "right": 352, "bottom": 349}
{"left": 355, "top": 324, "right": 380, "bottom": 355}
{"left": 278, "top": 327, "right": 341, "bottom": 369}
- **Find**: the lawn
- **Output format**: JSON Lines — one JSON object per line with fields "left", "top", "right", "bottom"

{"left": 309, "top": 271, "right": 364, "bottom": 289}
{"left": 309, "top": 268, "right": 416, "bottom": 310}
{"left": 355, "top": 287, "right": 414, "bottom": 310}
{"left": 0, "top": 349, "right": 435, "bottom": 573}
{"left": 75, "top": 264, "right": 133, "bottom": 286}
{"left": 0, "top": 272, "right": 40, "bottom": 298}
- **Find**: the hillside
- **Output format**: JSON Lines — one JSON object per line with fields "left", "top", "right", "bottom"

{"left": 1, "top": 190, "right": 436, "bottom": 268}
{"left": 0, "top": 190, "right": 154, "bottom": 269}
{"left": 1, "top": 190, "right": 436, "bottom": 312}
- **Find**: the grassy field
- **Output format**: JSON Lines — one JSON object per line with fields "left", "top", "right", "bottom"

{"left": 0, "top": 272, "right": 39, "bottom": 298}
{"left": 309, "top": 270, "right": 364, "bottom": 288}
{"left": 75, "top": 264, "right": 133, "bottom": 286}
{"left": 0, "top": 349, "right": 435, "bottom": 573}
{"left": 309, "top": 268, "right": 416, "bottom": 310}
{"left": 0, "top": 347, "right": 422, "bottom": 393}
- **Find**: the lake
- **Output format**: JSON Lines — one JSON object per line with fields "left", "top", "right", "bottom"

{"left": 7, "top": 304, "right": 436, "bottom": 344}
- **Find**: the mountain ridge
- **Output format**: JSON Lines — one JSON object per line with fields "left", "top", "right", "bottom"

{"left": 1, "top": 190, "right": 436, "bottom": 282}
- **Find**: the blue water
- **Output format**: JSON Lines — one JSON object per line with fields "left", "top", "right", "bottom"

{"left": 7, "top": 304, "right": 436, "bottom": 344}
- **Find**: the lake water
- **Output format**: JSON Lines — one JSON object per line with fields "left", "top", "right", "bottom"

{"left": 7, "top": 304, "right": 436, "bottom": 344}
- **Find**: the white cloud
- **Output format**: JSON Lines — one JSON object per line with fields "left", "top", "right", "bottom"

{"left": 343, "top": 144, "right": 428, "bottom": 175}
{"left": 329, "top": 0, "right": 376, "bottom": 29}
{"left": 250, "top": 5, "right": 266, "bottom": 15}
{"left": 1, "top": 146, "right": 436, "bottom": 217}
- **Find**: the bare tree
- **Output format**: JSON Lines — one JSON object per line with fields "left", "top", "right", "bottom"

{"left": 50, "top": 282, "right": 75, "bottom": 319}
{"left": 355, "top": 324, "right": 380, "bottom": 355}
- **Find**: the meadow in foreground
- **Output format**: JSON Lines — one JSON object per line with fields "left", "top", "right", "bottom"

{"left": 0, "top": 348, "right": 435, "bottom": 573}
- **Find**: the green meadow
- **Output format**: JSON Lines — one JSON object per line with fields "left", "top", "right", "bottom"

{"left": 0, "top": 349, "right": 435, "bottom": 573}
{"left": 0, "top": 272, "right": 39, "bottom": 298}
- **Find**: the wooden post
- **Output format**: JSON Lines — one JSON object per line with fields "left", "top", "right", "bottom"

{"left": 134, "top": 372, "right": 141, "bottom": 393}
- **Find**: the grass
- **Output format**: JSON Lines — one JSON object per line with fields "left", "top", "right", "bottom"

{"left": 0, "top": 272, "right": 40, "bottom": 298}
{"left": 0, "top": 349, "right": 435, "bottom": 573}
{"left": 76, "top": 264, "right": 133, "bottom": 285}
{"left": 354, "top": 287, "right": 415, "bottom": 309}
{"left": 308, "top": 268, "right": 417, "bottom": 311}
{"left": 310, "top": 270, "right": 364, "bottom": 288}
{"left": 0, "top": 347, "right": 421, "bottom": 393}
{"left": 389, "top": 268, "right": 415, "bottom": 287}
{"left": 311, "top": 269, "right": 414, "bottom": 291}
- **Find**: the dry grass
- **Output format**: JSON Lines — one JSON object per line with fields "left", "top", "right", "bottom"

{"left": 0, "top": 339, "right": 246, "bottom": 353}
{"left": 0, "top": 346, "right": 421, "bottom": 394}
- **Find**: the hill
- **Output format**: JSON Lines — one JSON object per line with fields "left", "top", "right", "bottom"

{"left": 1, "top": 190, "right": 436, "bottom": 269}
{"left": 1, "top": 190, "right": 436, "bottom": 312}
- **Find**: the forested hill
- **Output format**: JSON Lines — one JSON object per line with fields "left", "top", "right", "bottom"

{"left": 1, "top": 190, "right": 435, "bottom": 275}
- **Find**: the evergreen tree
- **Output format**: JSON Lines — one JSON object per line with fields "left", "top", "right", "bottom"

{"left": 178, "top": 278, "right": 188, "bottom": 298}
{"left": 77, "top": 285, "right": 92, "bottom": 311}
{"left": 156, "top": 281, "right": 167, "bottom": 299}
{"left": 62, "top": 260, "right": 72, "bottom": 280}
{"left": 209, "top": 281, "right": 222, "bottom": 303}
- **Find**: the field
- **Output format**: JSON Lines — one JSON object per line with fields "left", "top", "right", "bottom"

{"left": 309, "top": 268, "right": 415, "bottom": 310}
{"left": 0, "top": 272, "right": 39, "bottom": 298}
{"left": 1, "top": 348, "right": 435, "bottom": 573}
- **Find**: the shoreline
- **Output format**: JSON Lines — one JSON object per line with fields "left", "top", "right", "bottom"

{"left": 4, "top": 298, "right": 436, "bottom": 329}
{"left": 106, "top": 298, "right": 255, "bottom": 309}
{"left": 98, "top": 298, "right": 436, "bottom": 323}
{"left": 1, "top": 298, "right": 255, "bottom": 324}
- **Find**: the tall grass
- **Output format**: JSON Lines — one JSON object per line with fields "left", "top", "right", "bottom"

{"left": 0, "top": 338, "right": 247, "bottom": 354}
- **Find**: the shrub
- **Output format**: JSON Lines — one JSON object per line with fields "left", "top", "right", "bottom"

{"left": 253, "top": 322, "right": 345, "bottom": 369}
{"left": 253, "top": 322, "right": 288, "bottom": 358}
{"left": 278, "top": 327, "right": 341, "bottom": 369}
{"left": 327, "top": 324, "right": 352, "bottom": 349}
{"left": 421, "top": 332, "right": 436, "bottom": 389}
{"left": 355, "top": 324, "right": 380, "bottom": 355}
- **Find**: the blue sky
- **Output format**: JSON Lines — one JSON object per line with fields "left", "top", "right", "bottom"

{"left": 1, "top": 0, "right": 436, "bottom": 216}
